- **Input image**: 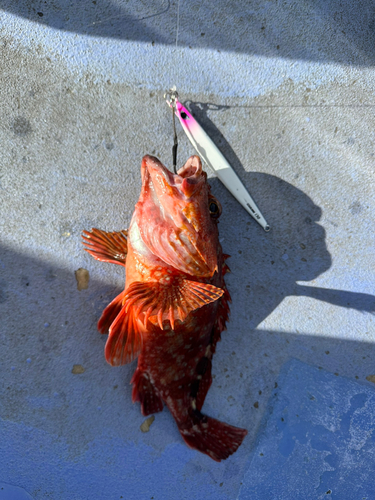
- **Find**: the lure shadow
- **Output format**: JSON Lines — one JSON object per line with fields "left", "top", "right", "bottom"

{"left": 185, "top": 99, "right": 375, "bottom": 329}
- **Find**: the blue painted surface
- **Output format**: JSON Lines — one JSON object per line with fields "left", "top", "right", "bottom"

{"left": 0, "top": 483, "right": 34, "bottom": 500}
{"left": 239, "top": 359, "right": 375, "bottom": 500}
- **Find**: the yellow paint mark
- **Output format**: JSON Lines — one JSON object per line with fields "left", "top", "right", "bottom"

{"left": 366, "top": 375, "right": 375, "bottom": 384}
{"left": 140, "top": 415, "right": 155, "bottom": 433}
{"left": 75, "top": 268, "right": 89, "bottom": 290}
{"left": 72, "top": 364, "right": 85, "bottom": 374}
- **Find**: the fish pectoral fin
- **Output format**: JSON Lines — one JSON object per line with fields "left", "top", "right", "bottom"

{"left": 97, "top": 289, "right": 127, "bottom": 334}
{"left": 82, "top": 228, "right": 128, "bottom": 266}
{"left": 105, "top": 305, "right": 142, "bottom": 366}
{"left": 123, "top": 279, "right": 224, "bottom": 330}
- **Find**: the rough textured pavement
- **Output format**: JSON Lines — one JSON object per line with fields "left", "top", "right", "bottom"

{"left": 0, "top": 1, "right": 374, "bottom": 499}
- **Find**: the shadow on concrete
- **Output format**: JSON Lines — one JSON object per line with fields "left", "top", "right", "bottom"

{"left": 186, "top": 99, "right": 375, "bottom": 329}
{"left": 0, "top": 242, "right": 140, "bottom": 457}
{"left": 1, "top": 237, "right": 375, "bottom": 462}
{"left": 1, "top": 155, "right": 375, "bottom": 495}
{"left": 1, "top": 0, "right": 375, "bottom": 65}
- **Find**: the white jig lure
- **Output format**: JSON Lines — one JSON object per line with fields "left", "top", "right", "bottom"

{"left": 166, "top": 88, "right": 270, "bottom": 232}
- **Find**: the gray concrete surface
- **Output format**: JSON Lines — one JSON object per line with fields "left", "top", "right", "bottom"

{"left": 0, "top": 1, "right": 374, "bottom": 499}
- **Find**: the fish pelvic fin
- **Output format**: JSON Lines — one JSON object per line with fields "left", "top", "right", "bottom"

{"left": 82, "top": 228, "right": 128, "bottom": 266}
{"left": 124, "top": 278, "right": 224, "bottom": 330}
{"left": 105, "top": 304, "right": 142, "bottom": 366}
{"left": 179, "top": 410, "right": 247, "bottom": 462}
{"left": 131, "top": 369, "right": 164, "bottom": 416}
{"left": 98, "top": 290, "right": 127, "bottom": 334}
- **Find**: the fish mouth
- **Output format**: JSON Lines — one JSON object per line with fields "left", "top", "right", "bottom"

{"left": 138, "top": 155, "right": 217, "bottom": 277}
{"left": 141, "top": 155, "right": 204, "bottom": 198}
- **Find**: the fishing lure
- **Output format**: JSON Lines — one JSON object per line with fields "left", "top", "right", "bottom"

{"left": 165, "top": 87, "right": 270, "bottom": 231}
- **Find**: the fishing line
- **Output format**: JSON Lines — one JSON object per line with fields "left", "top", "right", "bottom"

{"left": 175, "top": 0, "right": 180, "bottom": 49}
{"left": 87, "top": 1, "right": 172, "bottom": 28}
{"left": 79, "top": 0, "right": 182, "bottom": 173}
{"left": 163, "top": 7, "right": 271, "bottom": 231}
{"left": 78, "top": 0, "right": 181, "bottom": 173}
{"left": 76, "top": 0, "right": 271, "bottom": 230}
{"left": 172, "top": 98, "right": 178, "bottom": 174}
{"left": 167, "top": 0, "right": 181, "bottom": 174}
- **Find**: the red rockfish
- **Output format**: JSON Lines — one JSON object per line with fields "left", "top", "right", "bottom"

{"left": 82, "top": 155, "right": 247, "bottom": 461}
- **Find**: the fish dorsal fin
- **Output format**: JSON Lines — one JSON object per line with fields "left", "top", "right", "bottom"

{"left": 82, "top": 228, "right": 128, "bottom": 266}
{"left": 105, "top": 304, "right": 142, "bottom": 366}
{"left": 124, "top": 278, "right": 224, "bottom": 330}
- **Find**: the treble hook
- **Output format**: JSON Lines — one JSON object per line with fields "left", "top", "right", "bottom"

{"left": 164, "top": 86, "right": 179, "bottom": 174}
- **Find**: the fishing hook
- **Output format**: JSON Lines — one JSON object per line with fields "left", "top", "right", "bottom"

{"left": 164, "top": 86, "right": 179, "bottom": 174}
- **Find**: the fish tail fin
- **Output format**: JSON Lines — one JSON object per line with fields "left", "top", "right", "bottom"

{"left": 131, "top": 369, "right": 164, "bottom": 416}
{"left": 179, "top": 410, "right": 247, "bottom": 462}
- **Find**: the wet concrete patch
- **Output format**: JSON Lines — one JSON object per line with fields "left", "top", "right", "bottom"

{"left": 11, "top": 116, "right": 32, "bottom": 136}
{"left": 0, "top": 482, "right": 34, "bottom": 500}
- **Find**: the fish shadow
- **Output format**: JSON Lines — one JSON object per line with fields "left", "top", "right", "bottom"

{"left": 185, "top": 99, "right": 375, "bottom": 329}
{"left": 181, "top": 100, "right": 375, "bottom": 456}
{"left": 0, "top": 190, "right": 374, "bottom": 475}
{"left": 0, "top": 245, "right": 374, "bottom": 500}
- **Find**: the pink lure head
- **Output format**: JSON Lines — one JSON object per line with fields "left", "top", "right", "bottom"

{"left": 132, "top": 155, "right": 221, "bottom": 277}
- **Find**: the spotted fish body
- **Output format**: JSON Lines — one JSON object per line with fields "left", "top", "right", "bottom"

{"left": 82, "top": 155, "right": 247, "bottom": 461}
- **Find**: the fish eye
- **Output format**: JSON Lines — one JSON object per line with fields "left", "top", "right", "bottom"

{"left": 208, "top": 197, "right": 222, "bottom": 218}
{"left": 209, "top": 202, "right": 218, "bottom": 213}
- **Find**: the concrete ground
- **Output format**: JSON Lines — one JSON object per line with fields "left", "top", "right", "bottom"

{"left": 0, "top": 1, "right": 374, "bottom": 499}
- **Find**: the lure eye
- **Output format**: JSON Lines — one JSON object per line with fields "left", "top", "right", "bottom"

{"left": 208, "top": 197, "right": 222, "bottom": 219}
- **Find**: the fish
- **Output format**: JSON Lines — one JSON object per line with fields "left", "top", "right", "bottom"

{"left": 82, "top": 154, "right": 247, "bottom": 461}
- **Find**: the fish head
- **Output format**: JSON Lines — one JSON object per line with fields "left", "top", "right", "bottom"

{"left": 131, "top": 155, "right": 222, "bottom": 277}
